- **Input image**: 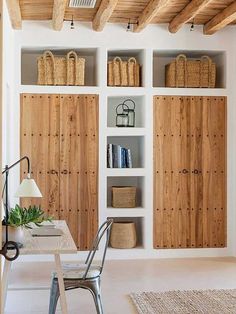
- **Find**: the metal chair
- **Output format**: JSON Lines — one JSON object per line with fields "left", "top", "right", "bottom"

{"left": 48, "top": 219, "right": 113, "bottom": 314}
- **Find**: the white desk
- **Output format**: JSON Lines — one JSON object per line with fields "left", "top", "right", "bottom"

{"left": 2, "top": 220, "right": 77, "bottom": 314}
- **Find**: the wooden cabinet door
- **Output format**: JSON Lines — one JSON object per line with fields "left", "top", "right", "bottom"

{"left": 59, "top": 95, "right": 98, "bottom": 250}
{"left": 20, "top": 93, "right": 99, "bottom": 250}
{"left": 20, "top": 94, "right": 60, "bottom": 220}
{"left": 153, "top": 96, "right": 226, "bottom": 249}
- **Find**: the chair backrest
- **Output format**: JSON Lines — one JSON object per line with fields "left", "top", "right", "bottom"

{"left": 83, "top": 219, "right": 113, "bottom": 279}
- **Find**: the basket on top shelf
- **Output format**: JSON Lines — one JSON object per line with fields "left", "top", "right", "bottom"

{"left": 37, "top": 50, "right": 85, "bottom": 86}
{"left": 165, "top": 54, "right": 216, "bottom": 88}
{"left": 108, "top": 56, "right": 141, "bottom": 87}
{"left": 112, "top": 186, "right": 136, "bottom": 208}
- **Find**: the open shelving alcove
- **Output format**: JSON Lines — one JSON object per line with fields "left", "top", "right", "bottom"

{"left": 21, "top": 47, "right": 98, "bottom": 86}
{"left": 107, "top": 95, "right": 145, "bottom": 129}
{"left": 153, "top": 50, "right": 226, "bottom": 88}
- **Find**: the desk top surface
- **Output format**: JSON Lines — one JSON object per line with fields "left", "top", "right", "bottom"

{"left": 20, "top": 220, "right": 77, "bottom": 255}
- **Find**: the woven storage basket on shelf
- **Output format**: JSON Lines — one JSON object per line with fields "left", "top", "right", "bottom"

{"left": 110, "top": 221, "right": 137, "bottom": 249}
{"left": 112, "top": 186, "right": 136, "bottom": 208}
{"left": 108, "top": 57, "right": 140, "bottom": 87}
{"left": 165, "top": 54, "right": 216, "bottom": 88}
{"left": 37, "top": 50, "right": 85, "bottom": 86}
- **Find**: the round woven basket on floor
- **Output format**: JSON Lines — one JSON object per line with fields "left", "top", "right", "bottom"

{"left": 110, "top": 221, "right": 137, "bottom": 249}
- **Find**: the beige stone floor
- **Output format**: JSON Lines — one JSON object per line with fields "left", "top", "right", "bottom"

{"left": 4, "top": 257, "right": 236, "bottom": 314}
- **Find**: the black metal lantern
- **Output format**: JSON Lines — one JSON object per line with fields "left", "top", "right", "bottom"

{"left": 123, "top": 99, "right": 136, "bottom": 127}
{"left": 116, "top": 104, "right": 129, "bottom": 127}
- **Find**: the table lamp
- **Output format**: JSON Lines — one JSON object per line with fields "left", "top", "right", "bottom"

{"left": 0, "top": 156, "right": 42, "bottom": 261}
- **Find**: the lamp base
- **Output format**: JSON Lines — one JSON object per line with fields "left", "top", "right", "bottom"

{"left": 2, "top": 241, "right": 23, "bottom": 249}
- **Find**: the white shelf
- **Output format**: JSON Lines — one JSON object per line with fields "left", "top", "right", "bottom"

{"left": 106, "top": 207, "right": 146, "bottom": 217}
{"left": 106, "top": 168, "right": 146, "bottom": 177}
{"left": 152, "top": 87, "right": 227, "bottom": 96}
{"left": 106, "top": 87, "right": 146, "bottom": 95}
{"left": 20, "top": 85, "right": 100, "bottom": 94}
{"left": 106, "top": 128, "right": 146, "bottom": 136}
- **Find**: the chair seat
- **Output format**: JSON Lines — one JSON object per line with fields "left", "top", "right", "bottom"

{"left": 53, "top": 263, "right": 101, "bottom": 280}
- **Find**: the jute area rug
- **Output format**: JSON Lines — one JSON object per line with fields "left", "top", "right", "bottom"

{"left": 130, "top": 289, "right": 236, "bottom": 314}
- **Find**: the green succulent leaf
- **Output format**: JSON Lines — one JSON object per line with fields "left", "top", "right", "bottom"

{"left": 7, "top": 204, "right": 53, "bottom": 228}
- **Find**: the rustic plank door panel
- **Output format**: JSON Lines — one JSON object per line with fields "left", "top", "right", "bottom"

{"left": 20, "top": 94, "right": 60, "bottom": 219}
{"left": 153, "top": 95, "right": 226, "bottom": 249}
{"left": 20, "top": 93, "right": 99, "bottom": 250}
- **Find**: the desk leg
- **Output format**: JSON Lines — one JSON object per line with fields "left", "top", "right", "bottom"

{"left": 54, "top": 254, "right": 68, "bottom": 314}
{"left": 2, "top": 259, "right": 12, "bottom": 313}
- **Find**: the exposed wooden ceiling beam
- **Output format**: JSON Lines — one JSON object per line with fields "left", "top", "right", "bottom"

{"left": 133, "top": 0, "right": 170, "bottom": 33}
{"left": 52, "top": 0, "right": 67, "bottom": 31}
{"left": 204, "top": 1, "right": 236, "bottom": 35}
{"left": 93, "top": 0, "right": 119, "bottom": 31}
{"left": 168, "top": 0, "right": 212, "bottom": 33}
{"left": 6, "top": 0, "right": 22, "bottom": 30}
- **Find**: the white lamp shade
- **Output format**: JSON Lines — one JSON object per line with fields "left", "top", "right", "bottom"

{"left": 15, "top": 178, "right": 42, "bottom": 198}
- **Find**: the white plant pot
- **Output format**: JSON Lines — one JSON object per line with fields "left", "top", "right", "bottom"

{"left": 2, "top": 226, "right": 25, "bottom": 244}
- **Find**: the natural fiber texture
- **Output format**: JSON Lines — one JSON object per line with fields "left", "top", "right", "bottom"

{"left": 110, "top": 222, "right": 137, "bottom": 249}
{"left": 165, "top": 54, "right": 216, "bottom": 88}
{"left": 130, "top": 289, "right": 236, "bottom": 314}
{"left": 37, "top": 50, "right": 85, "bottom": 86}
{"left": 112, "top": 186, "right": 136, "bottom": 208}
{"left": 108, "top": 56, "right": 140, "bottom": 86}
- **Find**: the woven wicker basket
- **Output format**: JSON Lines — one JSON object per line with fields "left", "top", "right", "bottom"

{"left": 110, "top": 221, "right": 137, "bottom": 249}
{"left": 108, "top": 57, "right": 140, "bottom": 87}
{"left": 112, "top": 186, "right": 136, "bottom": 208}
{"left": 37, "top": 50, "right": 85, "bottom": 86}
{"left": 165, "top": 54, "right": 216, "bottom": 88}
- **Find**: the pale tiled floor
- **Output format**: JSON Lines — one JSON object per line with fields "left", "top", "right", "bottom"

{"left": 5, "top": 257, "right": 236, "bottom": 314}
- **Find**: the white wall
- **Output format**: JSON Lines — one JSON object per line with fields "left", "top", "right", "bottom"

{"left": 3, "top": 18, "right": 236, "bottom": 261}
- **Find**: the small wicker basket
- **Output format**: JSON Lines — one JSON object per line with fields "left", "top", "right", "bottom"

{"left": 108, "top": 56, "right": 140, "bottom": 87}
{"left": 37, "top": 50, "right": 85, "bottom": 86}
{"left": 165, "top": 54, "right": 216, "bottom": 88}
{"left": 110, "top": 221, "right": 137, "bottom": 249}
{"left": 112, "top": 186, "right": 136, "bottom": 208}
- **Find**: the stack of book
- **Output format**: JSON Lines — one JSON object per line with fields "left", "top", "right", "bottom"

{"left": 107, "top": 144, "right": 132, "bottom": 168}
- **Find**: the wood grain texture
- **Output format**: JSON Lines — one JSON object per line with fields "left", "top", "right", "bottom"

{"left": 204, "top": 1, "right": 236, "bottom": 34}
{"left": 153, "top": 96, "right": 226, "bottom": 249}
{"left": 52, "top": 0, "right": 67, "bottom": 31}
{"left": 6, "top": 0, "right": 22, "bottom": 29}
{"left": 20, "top": 93, "right": 99, "bottom": 250}
{"left": 168, "top": 0, "right": 212, "bottom": 33}
{"left": 92, "top": 0, "right": 119, "bottom": 31}
{"left": 133, "top": 0, "right": 170, "bottom": 32}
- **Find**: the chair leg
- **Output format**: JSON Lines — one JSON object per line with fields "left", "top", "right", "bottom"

{"left": 87, "top": 278, "right": 103, "bottom": 314}
{"left": 49, "top": 278, "right": 60, "bottom": 314}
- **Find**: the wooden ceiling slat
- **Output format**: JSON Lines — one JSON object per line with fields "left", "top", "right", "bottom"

{"left": 92, "top": 0, "right": 119, "bottom": 31}
{"left": 133, "top": 0, "right": 171, "bottom": 32}
{"left": 168, "top": 0, "right": 213, "bottom": 33}
{"left": 6, "top": 0, "right": 22, "bottom": 29}
{"left": 204, "top": 1, "right": 236, "bottom": 34}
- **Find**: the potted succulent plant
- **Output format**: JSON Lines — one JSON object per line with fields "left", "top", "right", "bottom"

{"left": 2, "top": 204, "right": 52, "bottom": 244}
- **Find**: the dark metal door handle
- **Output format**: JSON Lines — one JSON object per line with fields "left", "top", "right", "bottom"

{"left": 193, "top": 169, "right": 199, "bottom": 174}
{"left": 182, "top": 169, "right": 188, "bottom": 174}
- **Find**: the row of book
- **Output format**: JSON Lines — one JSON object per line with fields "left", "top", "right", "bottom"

{"left": 107, "top": 144, "right": 132, "bottom": 168}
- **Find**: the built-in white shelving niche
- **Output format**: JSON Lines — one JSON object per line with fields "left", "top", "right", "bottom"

{"left": 107, "top": 96, "right": 145, "bottom": 128}
{"left": 107, "top": 136, "right": 145, "bottom": 168}
{"left": 107, "top": 49, "right": 145, "bottom": 87}
{"left": 107, "top": 176, "right": 145, "bottom": 209}
{"left": 21, "top": 48, "right": 98, "bottom": 86}
{"left": 107, "top": 216, "right": 144, "bottom": 249}
{"left": 153, "top": 50, "right": 226, "bottom": 88}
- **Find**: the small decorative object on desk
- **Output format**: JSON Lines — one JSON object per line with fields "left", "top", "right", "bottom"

{"left": 2, "top": 204, "right": 53, "bottom": 245}
{"left": 37, "top": 50, "right": 85, "bottom": 86}
{"left": 110, "top": 221, "right": 137, "bottom": 249}
{"left": 112, "top": 186, "right": 136, "bottom": 208}
{"left": 165, "top": 54, "right": 216, "bottom": 88}
{"left": 108, "top": 56, "right": 140, "bottom": 87}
